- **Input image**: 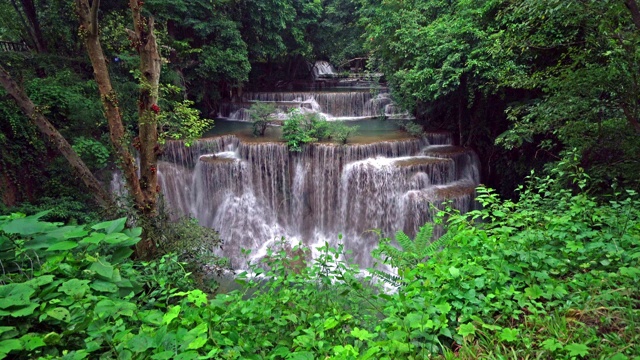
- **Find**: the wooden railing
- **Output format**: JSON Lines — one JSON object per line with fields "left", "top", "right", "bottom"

{"left": 0, "top": 41, "right": 31, "bottom": 52}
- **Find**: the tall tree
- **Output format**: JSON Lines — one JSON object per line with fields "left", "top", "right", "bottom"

{"left": 76, "top": 0, "right": 162, "bottom": 254}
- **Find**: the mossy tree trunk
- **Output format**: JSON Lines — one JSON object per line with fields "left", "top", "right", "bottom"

{"left": 76, "top": 0, "right": 162, "bottom": 257}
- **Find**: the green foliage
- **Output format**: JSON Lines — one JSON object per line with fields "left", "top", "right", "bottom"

{"left": 329, "top": 121, "right": 358, "bottom": 144}
{"left": 249, "top": 102, "right": 277, "bottom": 136}
{"left": 72, "top": 137, "right": 110, "bottom": 171}
{"left": 2, "top": 161, "right": 640, "bottom": 359}
{"left": 399, "top": 121, "right": 424, "bottom": 137}
{"left": 282, "top": 110, "right": 331, "bottom": 151}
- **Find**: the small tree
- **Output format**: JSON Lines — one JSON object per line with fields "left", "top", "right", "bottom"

{"left": 250, "top": 102, "right": 277, "bottom": 136}
{"left": 330, "top": 121, "right": 358, "bottom": 144}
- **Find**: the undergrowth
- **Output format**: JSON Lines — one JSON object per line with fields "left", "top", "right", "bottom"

{"left": 0, "top": 162, "right": 639, "bottom": 359}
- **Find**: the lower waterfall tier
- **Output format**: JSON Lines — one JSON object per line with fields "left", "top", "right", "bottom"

{"left": 140, "top": 133, "right": 480, "bottom": 268}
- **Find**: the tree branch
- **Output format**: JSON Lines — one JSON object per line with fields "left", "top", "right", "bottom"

{"left": 625, "top": 0, "right": 640, "bottom": 31}
{"left": 0, "top": 65, "right": 113, "bottom": 207}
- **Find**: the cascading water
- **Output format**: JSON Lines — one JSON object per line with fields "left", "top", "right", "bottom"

{"left": 113, "top": 61, "right": 480, "bottom": 269}
{"left": 218, "top": 90, "right": 410, "bottom": 121}
{"left": 311, "top": 60, "right": 337, "bottom": 79}
{"left": 154, "top": 131, "right": 480, "bottom": 268}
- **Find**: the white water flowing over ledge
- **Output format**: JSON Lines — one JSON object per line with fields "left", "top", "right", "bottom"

{"left": 109, "top": 134, "right": 481, "bottom": 270}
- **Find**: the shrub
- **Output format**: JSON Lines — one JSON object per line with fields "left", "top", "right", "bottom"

{"left": 249, "top": 102, "right": 277, "bottom": 136}
{"left": 329, "top": 121, "right": 359, "bottom": 144}
{"left": 400, "top": 121, "right": 424, "bottom": 137}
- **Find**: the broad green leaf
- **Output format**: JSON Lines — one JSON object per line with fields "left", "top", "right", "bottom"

{"left": 59, "top": 279, "right": 90, "bottom": 298}
{"left": 525, "top": 285, "right": 544, "bottom": 300}
{"left": 150, "top": 351, "right": 175, "bottom": 360}
{"left": 1, "top": 212, "right": 54, "bottom": 235}
{"left": 163, "top": 305, "right": 181, "bottom": 325}
{"left": 0, "top": 283, "right": 35, "bottom": 308}
{"left": 323, "top": 317, "right": 339, "bottom": 330}
{"left": 271, "top": 347, "right": 290, "bottom": 357}
{"left": 127, "top": 334, "right": 154, "bottom": 352}
{"left": 47, "top": 307, "right": 71, "bottom": 322}
{"left": 187, "top": 289, "right": 207, "bottom": 307}
{"left": 541, "top": 338, "right": 563, "bottom": 352}
{"left": 351, "top": 327, "right": 375, "bottom": 340}
{"left": 565, "top": 343, "right": 589, "bottom": 357}
{"left": 458, "top": 323, "right": 476, "bottom": 337}
{"left": 89, "top": 258, "right": 114, "bottom": 279}
{"left": 90, "top": 280, "right": 118, "bottom": 293}
{"left": 11, "top": 303, "right": 38, "bottom": 317}
{"left": 435, "top": 302, "right": 452, "bottom": 314}
{"left": 20, "top": 333, "right": 46, "bottom": 351}
{"left": 0, "top": 339, "right": 22, "bottom": 356}
{"left": 80, "top": 232, "right": 105, "bottom": 245}
{"left": 0, "top": 327, "right": 15, "bottom": 337}
{"left": 449, "top": 266, "right": 461, "bottom": 277}
{"left": 91, "top": 217, "right": 126, "bottom": 234}
{"left": 187, "top": 335, "right": 207, "bottom": 350}
{"left": 110, "top": 247, "right": 134, "bottom": 264}
{"left": 499, "top": 328, "right": 519, "bottom": 342}
{"left": 26, "top": 275, "right": 55, "bottom": 287}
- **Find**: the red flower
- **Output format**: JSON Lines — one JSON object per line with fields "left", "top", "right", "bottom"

{"left": 151, "top": 104, "right": 160, "bottom": 114}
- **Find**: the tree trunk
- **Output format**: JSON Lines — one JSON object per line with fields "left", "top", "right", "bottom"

{"left": 626, "top": 0, "right": 640, "bottom": 31}
{"left": 76, "top": 0, "right": 147, "bottom": 212}
{"left": 128, "top": 0, "right": 162, "bottom": 217}
{"left": 0, "top": 65, "right": 112, "bottom": 207}
{"left": 76, "top": 0, "right": 161, "bottom": 257}
{"left": 19, "top": 0, "right": 47, "bottom": 53}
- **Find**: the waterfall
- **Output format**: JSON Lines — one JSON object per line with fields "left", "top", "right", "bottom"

{"left": 312, "top": 60, "right": 337, "bottom": 79}
{"left": 153, "top": 133, "right": 480, "bottom": 268}
{"left": 219, "top": 90, "right": 412, "bottom": 121}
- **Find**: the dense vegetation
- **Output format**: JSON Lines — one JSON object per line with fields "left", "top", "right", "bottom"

{"left": 1, "top": 167, "right": 638, "bottom": 359}
{"left": 1, "top": 0, "right": 639, "bottom": 358}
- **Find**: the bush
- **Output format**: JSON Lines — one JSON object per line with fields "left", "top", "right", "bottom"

{"left": 329, "top": 121, "right": 359, "bottom": 144}
{"left": 249, "top": 102, "right": 277, "bottom": 136}
{"left": 72, "top": 137, "right": 110, "bottom": 171}
{"left": 400, "top": 121, "right": 424, "bottom": 137}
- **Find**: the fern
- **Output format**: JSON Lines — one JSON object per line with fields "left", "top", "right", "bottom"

{"left": 372, "top": 222, "right": 451, "bottom": 287}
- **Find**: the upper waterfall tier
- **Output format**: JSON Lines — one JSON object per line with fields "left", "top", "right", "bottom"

{"left": 218, "top": 90, "right": 411, "bottom": 121}
{"left": 154, "top": 134, "right": 480, "bottom": 268}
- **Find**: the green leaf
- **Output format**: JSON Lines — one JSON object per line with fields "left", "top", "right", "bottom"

{"left": 458, "top": 323, "right": 476, "bottom": 337}
{"left": 541, "top": 338, "right": 563, "bottom": 352}
{"left": 0, "top": 339, "right": 22, "bottom": 356}
{"left": 127, "top": 334, "right": 154, "bottom": 352}
{"left": 91, "top": 217, "right": 126, "bottom": 234}
{"left": 163, "top": 306, "right": 181, "bottom": 325}
{"left": 271, "top": 347, "right": 290, "bottom": 357}
{"left": 20, "top": 333, "right": 46, "bottom": 351}
{"left": 565, "top": 343, "right": 589, "bottom": 357}
{"left": 449, "top": 267, "right": 461, "bottom": 277}
{"left": 610, "top": 353, "right": 629, "bottom": 360}
{"left": 1, "top": 212, "right": 53, "bottom": 235}
{"left": 187, "top": 289, "right": 207, "bottom": 307}
{"left": 89, "top": 258, "right": 114, "bottom": 279}
{"left": 524, "top": 285, "right": 544, "bottom": 300}
{"left": 323, "top": 317, "right": 339, "bottom": 330}
{"left": 110, "top": 247, "right": 134, "bottom": 264}
{"left": 10, "top": 303, "right": 38, "bottom": 317}
{"left": 90, "top": 280, "right": 118, "bottom": 293}
{"left": 499, "top": 328, "right": 519, "bottom": 342}
{"left": 59, "top": 279, "right": 90, "bottom": 298}
{"left": 26, "top": 275, "right": 55, "bottom": 287}
{"left": 187, "top": 336, "right": 207, "bottom": 350}
{"left": 351, "top": 327, "right": 375, "bottom": 340}
{"left": 79, "top": 232, "right": 105, "bottom": 245}
{"left": 46, "top": 307, "right": 71, "bottom": 322}
{"left": 0, "top": 283, "right": 35, "bottom": 308}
